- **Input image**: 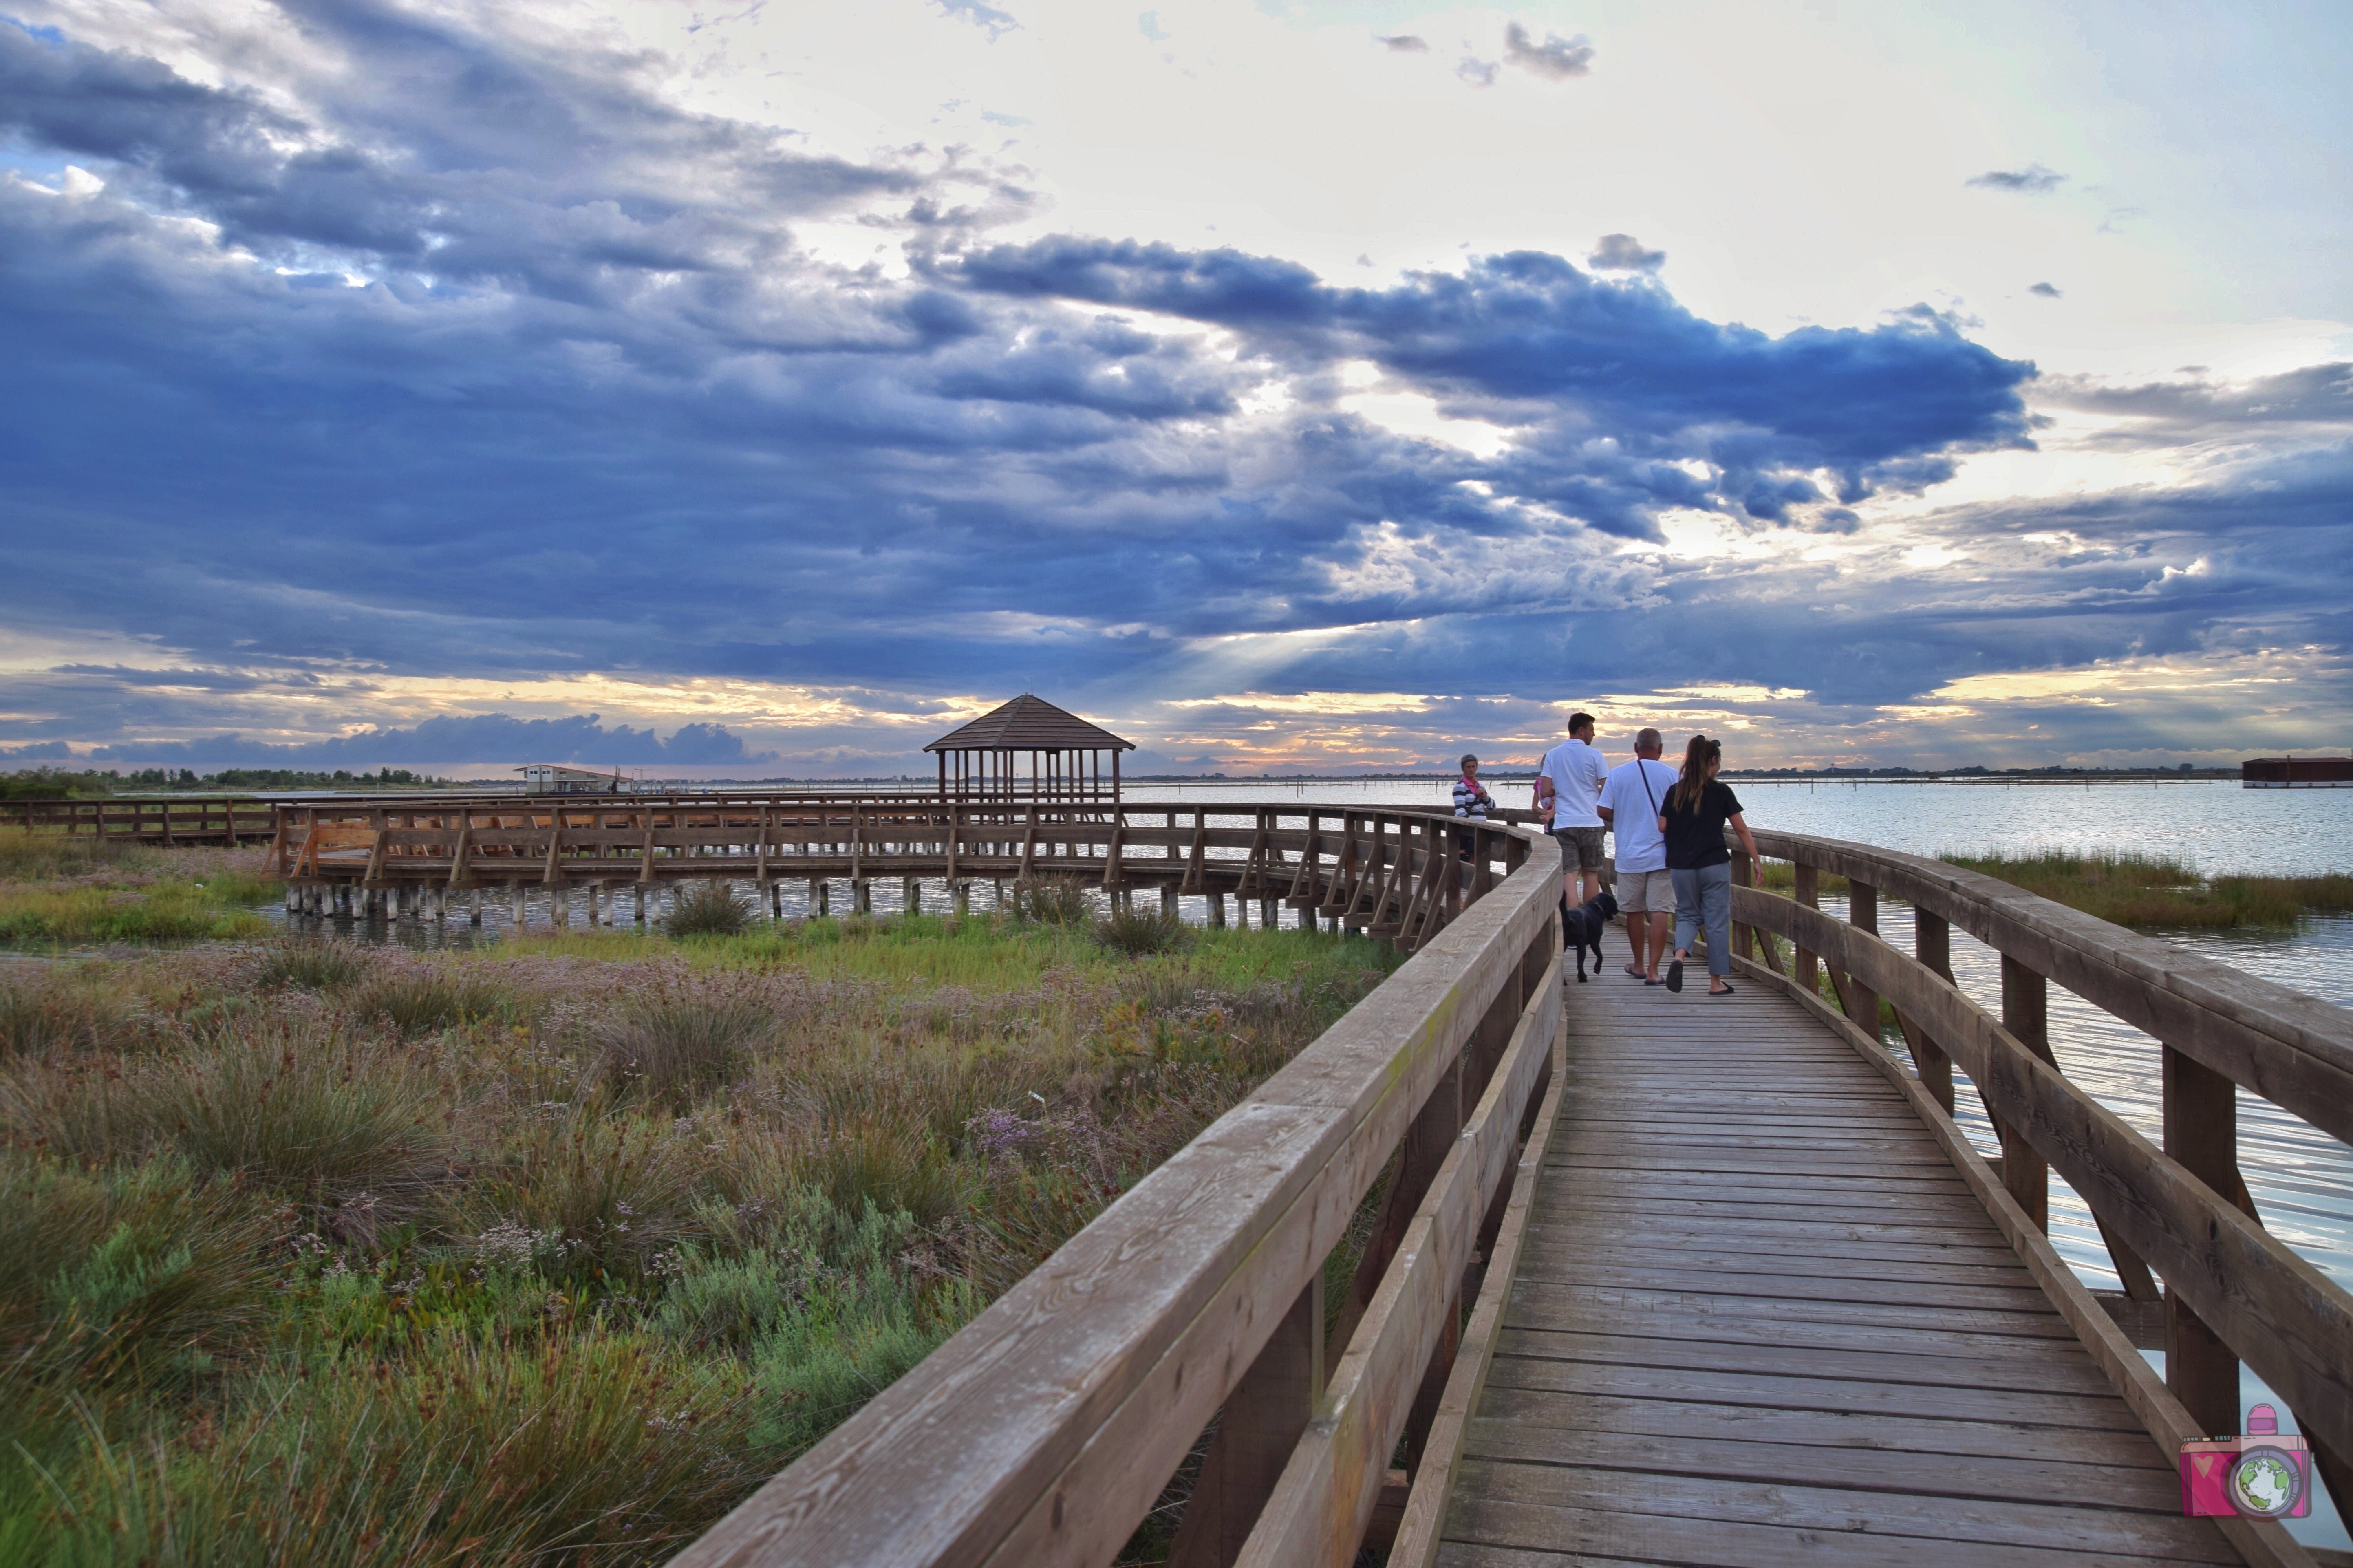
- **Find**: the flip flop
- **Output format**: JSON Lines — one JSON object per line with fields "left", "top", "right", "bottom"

{"left": 1644, "top": 977, "right": 1667, "bottom": 986}
{"left": 1665, "top": 960, "right": 1684, "bottom": 993}
{"left": 1622, "top": 964, "right": 1646, "bottom": 979}
{"left": 1710, "top": 984, "right": 1737, "bottom": 997}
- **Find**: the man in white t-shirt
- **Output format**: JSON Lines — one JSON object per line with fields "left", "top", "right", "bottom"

{"left": 1534, "top": 711, "right": 1609, "bottom": 910}
{"left": 1598, "top": 728, "right": 1679, "bottom": 983}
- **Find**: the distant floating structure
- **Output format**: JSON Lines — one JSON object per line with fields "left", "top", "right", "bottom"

{"left": 2241, "top": 755, "right": 2353, "bottom": 788}
{"left": 926, "top": 694, "right": 1135, "bottom": 803}
{"left": 518, "top": 763, "right": 643, "bottom": 796}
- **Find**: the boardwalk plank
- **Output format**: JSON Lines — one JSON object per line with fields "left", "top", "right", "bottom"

{"left": 1461, "top": 1422, "right": 2181, "bottom": 1512}
{"left": 1516, "top": 1237, "right": 2035, "bottom": 1286}
{"left": 1451, "top": 1462, "right": 2236, "bottom": 1561}
{"left": 1499, "top": 1282, "right": 2081, "bottom": 1342}
{"left": 1469, "top": 1386, "right": 2177, "bottom": 1468}
{"left": 1490, "top": 1328, "right": 2117, "bottom": 1397}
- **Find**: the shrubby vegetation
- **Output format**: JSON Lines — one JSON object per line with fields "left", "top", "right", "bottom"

{"left": 0, "top": 765, "right": 452, "bottom": 797}
{"left": 0, "top": 910, "right": 1396, "bottom": 1565}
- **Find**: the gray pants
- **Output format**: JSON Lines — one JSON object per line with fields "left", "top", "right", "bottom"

{"left": 1672, "top": 862, "right": 1734, "bottom": 977}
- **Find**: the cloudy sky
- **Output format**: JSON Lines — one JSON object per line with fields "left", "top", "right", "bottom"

{"left": 3, "top": 0, "right": 2349, "bottom": 776}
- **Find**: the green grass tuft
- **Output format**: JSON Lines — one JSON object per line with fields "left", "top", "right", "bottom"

{"left": 1093, "top": 901, "right": 1191, "bottom": 957}
{"left": 594, "top": 991, "right": 777, "bottom": 1109}
{"left": 1008, "top": 876, "right": 1095, "bottom": 927}
{"left": 664, "top": 882, "right": 756, "bottom": 938}
{"left": 254, "top": 938, "right": 374, "bottom": 992}
{"left": 344, "top": 968, "right": 527, "bottom": 1035}
{"left": 0, "top": 1154, "right": 278, "bottom": 1393}
{"left": 6, "top": 1024, "right": 450, "bottom": 1195}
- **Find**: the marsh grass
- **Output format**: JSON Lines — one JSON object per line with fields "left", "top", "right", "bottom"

{"left": 1009, "top": 876, "right": 1095, "bottom": 927}
{"left": 593, "top": 990, "right": 778, "bottom": 1109}
{"left": 0, "top": 1156, "right": 279, "bottom": 1392}
{"left": 345, "top": 969, "right": 527, "bottom": 1035}
{"left": 1094, "top": 901, "right": 1191, "bottom": 957}
{"left": 254, "top": 937, "right": 374, "bottom": 992}
{"left": 0, "top": 838, "right": 283, "bottom": 949}
{"left": 32, "top": 1328, "right": 761, "bottom": 1568}
{"left": 665, "top": 882, "right": 755, "bottom": 938}
{"left": 1943, "top": 850, "right": 2353, "bottom": 928}
{"left": 0, "top": 827, "right": 152, "bottom": 881}
{"left": 0, "top": 883, "right": 275, "bottom": 947}
{"left": 0, "top": 923, "right": 1396, "bottom": 1565}
{"left": 1753, "top": 860, "right": 1849, "bottom": 896}
{"left": 1753, "top": 849, "right": 2353, "bottom": 929}
{"left": 0, "top": 977, "right": 146, "bottom": 1058}
{"left": 6, "top": 1024, "right": 451, "bottom": 1195}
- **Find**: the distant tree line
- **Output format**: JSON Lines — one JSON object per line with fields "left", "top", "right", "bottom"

{"left": 0, "top": 765, "right": 453, "bottom": 799}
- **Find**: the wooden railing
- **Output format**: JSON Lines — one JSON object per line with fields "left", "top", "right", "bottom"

{"left": 665, "top": 819, "right": 1564, "bottom": 1568}
{"left": 269, "top": 799, "right": 1527, "bottom": 951}
{"left": 1722, "top": 829, "right": 2353, "bottom": 1539}
{"left": 1, "top": 795, "right": 276, "bottom": 844}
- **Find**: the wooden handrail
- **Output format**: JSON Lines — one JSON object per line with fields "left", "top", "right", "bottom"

{"left": 1729, "top": 828, "right": 2353, "bottom": 1516}
{"left": 1742, "top": 830, "right": 2353, "bottom": 1142}
{"left": 670, "top": 823, "right": 1561, "bottom": 1568}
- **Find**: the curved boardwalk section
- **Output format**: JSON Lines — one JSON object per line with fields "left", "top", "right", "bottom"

{"left": 1434, "top": 975, "right": 2234, "bottom": 1567}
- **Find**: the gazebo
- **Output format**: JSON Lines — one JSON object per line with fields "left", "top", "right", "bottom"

{"left": 924, "top": 695, "right": 1136, "bottom": 804}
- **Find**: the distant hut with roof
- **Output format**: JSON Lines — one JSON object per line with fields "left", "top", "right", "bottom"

{"left": 924, "top": 695, "right": 1136, "bottom": 804}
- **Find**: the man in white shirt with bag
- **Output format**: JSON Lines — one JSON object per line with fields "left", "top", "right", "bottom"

{"left": 1598, "top": 728, "right": 1679, "bottom": 985}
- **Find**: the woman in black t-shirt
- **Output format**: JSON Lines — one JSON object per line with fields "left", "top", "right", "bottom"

{"left": 1658, "top": 734, "right": 1760, "bottom": 995}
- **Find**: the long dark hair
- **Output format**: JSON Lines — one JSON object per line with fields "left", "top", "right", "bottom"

{"left": 1670, "top": 734, "right": 1721, "bottom": 812}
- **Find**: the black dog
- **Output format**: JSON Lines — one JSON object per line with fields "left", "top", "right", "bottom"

{"left": 1560, "top": 888, "right": 1620, "bottom": 982}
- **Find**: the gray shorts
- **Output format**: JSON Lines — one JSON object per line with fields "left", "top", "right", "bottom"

{"left": 1617, "top": 868, "right": 1674, "bottom": 912}
{"left": 1554, "top": 826, "right": 1605, "bottom": 872}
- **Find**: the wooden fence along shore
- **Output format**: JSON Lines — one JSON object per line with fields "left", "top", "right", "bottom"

{"left": 8, "top": 790, "right": 2351, "bottom": 1562}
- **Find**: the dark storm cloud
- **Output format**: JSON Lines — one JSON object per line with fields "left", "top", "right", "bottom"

{"left": 4, "top": 3, "right": 2335, "bottom": 770}
{"left": 2029, "top": 281, "right": 2062, "bottom": 297}
{"left": 1503, "top": 24, "right": 1594, "bottom": 80}
{"left": 1587, "top": 233, "right": 1665, "bottom": 272}
{"left": 947, "top": 240, "right": 2034, "bottom": 523}
{"left": 1966, "top": 164, "right": 2065, "bottom": 192}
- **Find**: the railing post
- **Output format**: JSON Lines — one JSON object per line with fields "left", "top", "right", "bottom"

{"left": 1730, "top": 850, "right": 1755, "bottom": 963}
{"left": 1793, "top": 862, "right": 1819, "bottom": 996}
{"left": 2163, "top": 1045, "right": 2241, "bottom": 1439}
{"left": 1907, "top": 911, "right": 1957, "bottom": 1115}
{"left": 1165, "top": 1276, "right": 1324, "bottom": 1568}
{"left": 1846, "top": 878, "right": 1881, "bottom": 1040}
{"left": 1998, "top": 955, "right": 2051, "bottom": 1231}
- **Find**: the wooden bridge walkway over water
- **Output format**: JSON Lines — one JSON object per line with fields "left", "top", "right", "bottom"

{"left": 651, "top": 811, "right": 2350, "bottom": 1568}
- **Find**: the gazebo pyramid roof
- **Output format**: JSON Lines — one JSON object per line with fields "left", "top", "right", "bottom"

{"left": 923, "top": 695, "right": 1135, "bottom": 754}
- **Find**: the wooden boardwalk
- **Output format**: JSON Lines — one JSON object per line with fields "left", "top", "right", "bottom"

{"left": 1434, "top": 968, "right": 2236, "bottom": 1568}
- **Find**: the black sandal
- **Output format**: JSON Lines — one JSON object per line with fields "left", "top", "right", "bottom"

{"left": 1710, "top": 983, "right": 1736, "bottom": 997}
{"left": 1665, "top": 959, "right": 1684, "bottom": 993}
